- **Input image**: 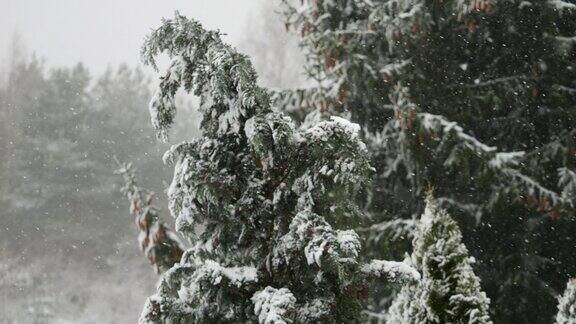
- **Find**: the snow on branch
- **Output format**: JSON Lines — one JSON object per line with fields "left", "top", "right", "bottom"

{"left": 273, "top": 211, "right": 362, "bottom": 269}
{"left": 356, "top": 218, "right": 417, "bottom": 249}
{"left": 361, "top": 260, "right": 421, "bottom": 284}
{"left": 141, "top": 12, "right": 270, "bottom": 140}
{"left": 252, "top": 287, "right": 297, "bottom": 324}
{"left": 195, "top": 260, "right": 259, "bottom": 288}
{"left": 305, "top": 116, "right": 363, "bottom": 146}
{"left": 389, "top": 86, "right": 568, "bottom": 215}
{"left": 271, "top": 87, "right": 327, "bottom": 115}
{"left": 454, "top": 75, "right": 530, "bottom": 90}
{"left": 549, "top": 0, "right": 576, "bottom": 12}
{"left": 420, "top": 112, "right": 566, "bottom": 209}
{"left": 556, "top": 278, "right": 576, "bottom": 323}
{"left": 418, "top": 112, "right": 497, "bottom": 155}
{"left": 502, "top": 168, "right": 564, "bottom": 206}
{"left": 559, "top": 168, "right": 576, "bottom": 207}
{"left": 555, "top": 36, "right": 576, "bottom": 56}
{"left": 140, "top": 259, "right": 259, "bottom": 323}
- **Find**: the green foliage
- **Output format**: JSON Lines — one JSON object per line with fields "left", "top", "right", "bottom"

{"left": 387, "top": 197, "right": 492, "bottom": 324}
{"left": 280, "top": 0, "right": 576, "bottom": 321}
{"left": 138, "top": 13, "right": 419, "bottom": 323}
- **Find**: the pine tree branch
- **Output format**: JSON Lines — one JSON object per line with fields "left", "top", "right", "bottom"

{"left": 114, "top": 158, "right": 184, "bottom": 274}
{"left": 361, "top": 259, "right": 421, "bottom": 284}
{"left": 141, "top": 12, "right": 270, "bottom": 140}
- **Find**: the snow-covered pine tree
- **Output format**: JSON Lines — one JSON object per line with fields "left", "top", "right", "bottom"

{"left": 557, "top": 279, "right": 576, "bottom": 324}
{"left": 279, "top": 0, "right": 576, "bottom": 321}
{"left": 137, "top": 13, "right": 420, "bottom": 323}
{"left": 115, "top": 161, "right": 184, "bottom": 274}
{"left": 387, "top": 196, "right": 492, "bottom": 324}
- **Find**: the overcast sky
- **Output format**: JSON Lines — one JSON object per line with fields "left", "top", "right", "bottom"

{"left": 0, "top": 0, "right": 260, "bottom": 72}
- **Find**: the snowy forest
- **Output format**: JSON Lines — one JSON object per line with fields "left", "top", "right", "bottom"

{"left": 1, "top": 0, "right": 576, "bottom": 323}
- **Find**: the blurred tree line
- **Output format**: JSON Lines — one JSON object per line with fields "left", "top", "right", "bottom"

{"left": 0, "top": 49, "right": 198, "bottom": 322}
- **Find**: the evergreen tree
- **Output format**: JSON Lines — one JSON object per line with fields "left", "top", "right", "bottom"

{"left": 279, "top": 0, "right": 576, "bottom": 321}
{"left": 387, "top": 197, "right": 491, "bottom": 324}
{"left": 557, "top": 278, "right": 576, "bottom": 324}
{"left": 137, "top": 14, "right": 420, "bottom": 323}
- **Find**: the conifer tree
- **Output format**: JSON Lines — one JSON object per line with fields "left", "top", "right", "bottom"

{"left": 279, "top": 0, "right": 576, "bottom": 321}
{"left": 137, "top": 14, "right": 420, "bottom": 323}
{"left": 556, "top": 279, "right": 576, "bottom": 324}
{"left": 387, "top": 197, "right": 492, "bottom": 324}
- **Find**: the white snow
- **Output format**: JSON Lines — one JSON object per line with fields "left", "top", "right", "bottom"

{"left": 305, "top": 239, "right": 329, "bottom": 267}
{"left": 361, "top": 260, "right": 421, "bottom": 282}
{"left": 304, "top": 116, "right": 363, "bottom": 147}
{"left": 203, "top": 260, "right": 258, "bottom": 287}
{"left": 549, "top": 0, "right": 576, "bottom": 12}
{"left": 488, "top": 151, "right": 525, "bottom": 169}
{"left": 336, "top": 230, "right": 361, "bottom": 259}
{"left": 252, "top": 287, "right": 296, "bottom": 324}
{"left": 419, "top": 113, "right": 496, "bottom": 153}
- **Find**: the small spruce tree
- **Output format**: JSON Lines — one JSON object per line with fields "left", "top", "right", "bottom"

{"left": 137, "top": 14, "right": 420, "bottom": 323}
{"left": 556, "top": 279, "right": 576, "bottom": 324}
{"left": 387, "top": 196, "right": 492, "bottom": 324}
